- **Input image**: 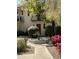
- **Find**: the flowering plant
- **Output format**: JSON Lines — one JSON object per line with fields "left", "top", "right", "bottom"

{"left": 51, "top": 35, "right": 61, "bottom": 55}
{"left": 51, "top": 35, "right": 61, "bottom": 44}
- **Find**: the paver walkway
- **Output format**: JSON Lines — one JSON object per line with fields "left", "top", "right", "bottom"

{"left": 17, "top": 54, "right": 34, "bottom": 59}
{"left": 28, "top": 40, "right": 54, "bottom": 59}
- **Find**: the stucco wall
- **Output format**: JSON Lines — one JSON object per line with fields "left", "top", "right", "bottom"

{"left": 17, "top": 10, "right": 45, "bottom": 35}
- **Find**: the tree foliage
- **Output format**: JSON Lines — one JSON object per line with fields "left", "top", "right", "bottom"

{"left": 27, "top": 0, "right": 48, "bottom": 14}
{"left": 20, "top": 0, "right": 48, "bottom": 21}
{"left": 46, "top": 0, "right": 61, "bottom": 26}
{"left": 19, "top": 0, "right": 61, "bottom": 25}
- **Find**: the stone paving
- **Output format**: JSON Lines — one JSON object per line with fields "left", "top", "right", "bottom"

{"left": 17, "top": 54, "right": 34, "bottom": 59}
{"left": 28, "top": 41, "right": 54, "bottom": 59}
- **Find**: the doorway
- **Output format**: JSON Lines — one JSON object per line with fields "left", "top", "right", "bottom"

{"left": 36, "top": 24, "right": 41, "bottom": 34}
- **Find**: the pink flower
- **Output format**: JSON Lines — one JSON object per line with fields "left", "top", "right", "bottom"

{"left": 51, "top": 35, "right": 61, "bottom": 43}
{"left": 51, "top": 35, "right": 61, "bottom": 55}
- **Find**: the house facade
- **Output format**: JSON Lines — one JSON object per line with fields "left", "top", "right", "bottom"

{"left": 17, "top": 6, "right": 46, "bottom": 36}
{"left": 17, "top": 0, "right": 61, "bottom": 36}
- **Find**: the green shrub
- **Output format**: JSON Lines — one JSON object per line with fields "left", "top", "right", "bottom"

{"left": 45, "top": 25, "right": 54, "bottom": 36}
{"left": 24, "top": 30, "right": 28, "bottom": 36}
{"left": 28, "top": 28, "right": 39, "bottom": 38}
{"left": 17, "top": 39, "right": 26, "bottom": 52}
{"left": 17, "top": 31, "right": 25, "bottom": 37}
{"left": 55, "top": 26, "right": 61, "bottom": 35}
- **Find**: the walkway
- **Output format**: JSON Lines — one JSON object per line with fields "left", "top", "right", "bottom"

{"left": 17, "top": 38, "right": 54, "bottom": 59}
{"left": 17, "top": 54, "right": 34, "bottom": 59}
{"left": 28, "top": 40, "right": 54, "bottom": 59}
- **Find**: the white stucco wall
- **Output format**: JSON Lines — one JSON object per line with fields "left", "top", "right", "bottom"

{"left": 17, "top": 9, "right": 45, "bottom": 35}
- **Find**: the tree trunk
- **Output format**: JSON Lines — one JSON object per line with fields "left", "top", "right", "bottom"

{"left": 52, "top": 20, "right": 55, "bottom": 36}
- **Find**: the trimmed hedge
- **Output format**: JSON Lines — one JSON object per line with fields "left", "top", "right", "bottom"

{"left": 45, "top": 25, "right": 55, "bottom": 36}
{"left": 17, "top": 30, "right": 28, "bottom": 37}
{"left": 55, "top": 26, "right": 61, "bottom": 35}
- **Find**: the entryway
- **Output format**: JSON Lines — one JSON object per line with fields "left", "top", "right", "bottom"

{"left": 36, "top": 24, "right": 41, "bottom": 34}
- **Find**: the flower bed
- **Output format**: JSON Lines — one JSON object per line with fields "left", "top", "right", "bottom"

{"left": 50, "top": 35, "right": 61, "bottom": 55}
{"left": 51, "top": 35, "right": 61, "bottom": 45}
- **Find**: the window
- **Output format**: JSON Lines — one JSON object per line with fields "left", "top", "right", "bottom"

{"left": 20, "top": 17, "right": 22, "bottom": 20}
{"left": 20, "top": 16, "right": 24, "bottom": 22}
{"left": 17, "top": 16, "right": 24, "bottom": 22}
{"left": 17, "top": 16, "right": 19, "bottom": 21}
{"left": 17, "top": 11, "right": 18, "bottom": 14}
